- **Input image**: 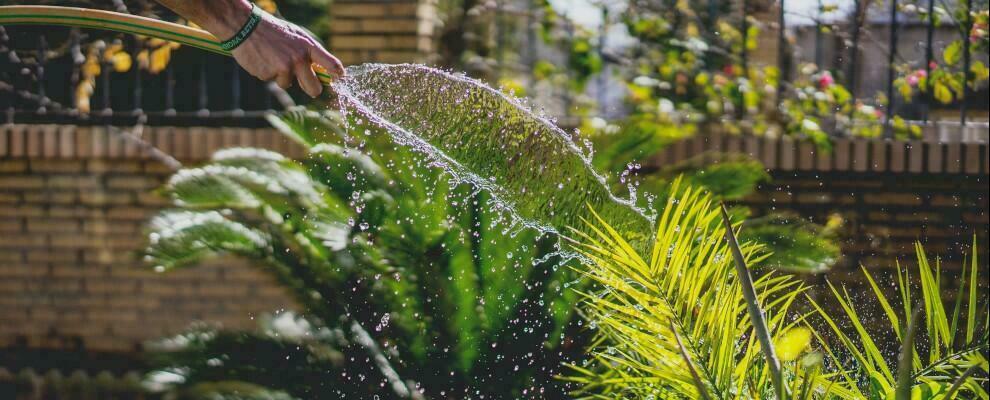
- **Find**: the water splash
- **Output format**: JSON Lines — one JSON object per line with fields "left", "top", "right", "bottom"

{"left": 332, "top": 63, "right": 653, "bottom": 244}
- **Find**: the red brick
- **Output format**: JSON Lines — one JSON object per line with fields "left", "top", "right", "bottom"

{"left": 0, "top": 192, "right": 20, "bottom": 203}
{"left": 79, "top": 191, "right": 134, "bottom": 206}
{"left": 48, "top": 206, "right": 105, "bottom": 219}
{"left": 863, "top": 193, "right": 922, "bottom": 206}
{"left": 0, "top": 218, "right": 23, "bottom": 232}
{"left": 0, "top": 160, "right": 28, "bottom": 173}
{"left": 930, "top": 195, "right": 960, "bottom": 207}
{"left": 0, "top": 176, "right": 45, "bottom": 189}
{"left": 107, "top": 176, "right": 157, "bottom": 190}
{"left": 22, "top": 191, "right": 77, "bottom": 204}
{"left": 107, "top": 207, "right": 152, "bottom": 221}
{"left": 27, "top": 219, "right": 81, "bottom": 234}
{"left": 29, "top": 160, "right": 84, "bottom": 173}
{"left": 47, "top": 176, "right": 100, "bottom": 189}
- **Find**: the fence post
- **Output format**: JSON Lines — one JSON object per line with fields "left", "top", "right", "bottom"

{"left": 132, "top": 37, "right": 143, "bottom": 115}
{"left": 884, "top": 0, "right": 898, "bottom": 138}
{"left": 740, "top": 0, "right": 749, "bottom": 76}
{"left": 923, "top": 0, "right": 935, "bottom": 123}
{"left": 100, "top": 42, "right": 111, "bottom": 115}
{"left": 164, "top": 61, "right": 175, "bottom": 115}
{"left": 197, "top": 59, "right": 208, "bottom": 116}
{"left": 848, "top": 0, "right": 862, "bottom": 96}
{"left": 231, "top": 59, "right": 242, "bottom": 114}
{"left": 814, "top": 0, "right": 823, "bottom": 66}
{"left": 776, "top": 0, "right": 787, "bottom": 106}
{"left": 960, "top": 0, "right": 973, "bottom": 127}
{"left": 36, "top": 35, "right": 47, "bottom": 113}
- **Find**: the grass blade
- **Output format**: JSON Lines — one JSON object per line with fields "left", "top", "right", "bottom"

{"left": 719, "top": 203, "right": 785, "bottom": 399}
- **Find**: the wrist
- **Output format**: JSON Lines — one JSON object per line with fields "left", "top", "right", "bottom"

{"left": 201, "top": 0, "right": 254, "bottom": 40}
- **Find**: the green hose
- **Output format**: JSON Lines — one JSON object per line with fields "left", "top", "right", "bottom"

{"left": 0, "top": 5, "right": 334, "bottom": 85}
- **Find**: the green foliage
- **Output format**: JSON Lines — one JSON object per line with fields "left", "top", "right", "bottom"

{"left": 566, "top": 189, "right": 988, "bottom": 399}
{"left": 142, "top": 109, "right": 586, "bottom": 398}
{"left": 590, "top": 127, "right": 840, "bottom": 274}
{"left": 739, "top": 213, "right": 841, "bottom": 273}
{"left": 563, "top": 183, "right": 845, "bottom": 398}
{"left": 809, "top": 239, "right": 989, "bottom": 399}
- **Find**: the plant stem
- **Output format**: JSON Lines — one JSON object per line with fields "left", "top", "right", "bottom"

{"left": 896, "top": 308, "right": 922, "bottom": 400}
{"left": 671, "top": 322, "right": 714, "bottom": 400}
{"left": 943, "top": 364, "right": 980, "bottom": 399}
{"left": 719, "top": 203, "right": 785, "bottom": 399}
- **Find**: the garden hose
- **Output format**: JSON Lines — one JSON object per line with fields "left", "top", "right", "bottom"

{"left": 0, "top": 5, "right": 334, "bottom": 85}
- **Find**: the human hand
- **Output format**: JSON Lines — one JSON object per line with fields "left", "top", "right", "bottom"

{"left": 197, "top": 0, "right": 344, "bottom": 97}
{"left": 230, "top": 10, "right": 344, "bottom": 97}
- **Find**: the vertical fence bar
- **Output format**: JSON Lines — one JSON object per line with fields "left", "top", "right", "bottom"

{"left": 848, "top": 0, "right": 862, "bottom": 95}
{"left": 709, "top": 0, "right": 719, "bottom": 26}
{"left": 494, "top": 0, "right": 505, "bottom": 81}
{"left": 923, "top": 0, "right": 935, "bottom": 123}
{"left": 132, "top": 38, "right": 143, "bottom": 115}
{"left": 526, "top": 0, "right": 536, "bottom": 76}
{"left": 197, "top": 59, "right": 208, "bottom": 116}
{"left": 68, "top": 29, "right": 81, "bottom": 115}
{"left": 0, "top": 27, "right": 11, "bottom": 122}
{"left": 814, "top": 0, "right": 823, "bottom": 66}
{"left": 164, "top": 61, "right": 176, "bottom": 115}
{"left": 230, "top": 59, "right": 242, "bottom": 114}
{"left": 35, "top": 35, "right": 47, "bottom": 113}
{"left": 884, "top": 0, "right": 898, "bottom": 138}
{"left": 959, "top": 0, "right": 972, "bottom": 127}
{"left": 739, "top": 0, "right": 749, "bottom": 122}
{"left": 776, "top": 0, "right": 787, "bottom": 106}
{"left": 597, "top": 6, "right": 608, "bottom": 110}
{"left": 100, "top": 44, "right": 111, "bottom": 115}
{"left": 740, "top": 0, "right": 749, "bottom": 76}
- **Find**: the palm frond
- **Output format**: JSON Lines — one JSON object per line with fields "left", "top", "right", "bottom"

{"left": 566, "top": 183, "right": 825, "bottom": 399}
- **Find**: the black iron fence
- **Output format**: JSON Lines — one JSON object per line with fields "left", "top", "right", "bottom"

{"left": 487, "top": 0, "right": 987, "bottom": 138}
{"left": 1, "top": 1, "right": 987, "bottom": 134}
{"left": 0, "top": 25, "right": 303, "bottom": 127}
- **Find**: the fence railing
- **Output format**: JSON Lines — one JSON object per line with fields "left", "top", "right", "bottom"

{"left": 488, "top": 0, "right": 987, "bottom": 138}
{"left": 1, "top": 1, "right": 986, "bottom": 135}
{"left": 0, "top": 25, "right": 302, "bottom": 127}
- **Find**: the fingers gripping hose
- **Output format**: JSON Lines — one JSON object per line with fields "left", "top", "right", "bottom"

{"left": 0, "top": 5, "right": 334, "bottom": 85}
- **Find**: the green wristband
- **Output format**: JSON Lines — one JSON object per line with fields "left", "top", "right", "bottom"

{"left": 220, "top": 3, "right": 263, "bottom": 51}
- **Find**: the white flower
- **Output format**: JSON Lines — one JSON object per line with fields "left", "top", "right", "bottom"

{"left": 589, "top": 117, "right": 608, "bottom": 130}
{"left": 633, "top": 76, "right": 658, "bottom": 87}
{"left": 802, "top": 119, "right": 821, "bottom": 132}
{"left": 658, "top": 98, "right": 675, "bottom": 114}
{"left": 271, "top": 312, "right": 312, "bottom": 340}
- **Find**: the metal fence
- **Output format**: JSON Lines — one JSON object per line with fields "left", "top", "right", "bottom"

{"left": 487, "top": 0, "right": 988, "bottom": 138}
{"left": 0, "top": 25, "right": 300, "bottom": 127}
{"left": 1, "top": 1, "right": 987, "bottom": 135}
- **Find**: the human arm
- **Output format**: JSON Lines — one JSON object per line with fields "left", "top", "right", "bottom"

{"left": 155, "top": 0, "right": 344, "bottom": 97}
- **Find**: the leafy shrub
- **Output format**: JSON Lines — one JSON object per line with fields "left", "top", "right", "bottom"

{"left": 142, "top": 110, "right": 586, "bottom": 399}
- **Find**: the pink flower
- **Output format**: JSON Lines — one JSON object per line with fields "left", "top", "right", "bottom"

{"left": 906, "top": 69, "right": 926, "bottom": 86}
{"left": 817, "top": 71, "right": 834, "bottom": 89}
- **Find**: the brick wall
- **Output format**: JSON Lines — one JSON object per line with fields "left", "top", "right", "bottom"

{"left": 328, "top": 0, "right": 438, "bottom": 65}
{"left": 651, "top": 132, "right": 989, "bottom": 278}
{"left": 1, "top": 123, "right": 988, "bottom": 365}
{"left": 1, "top": 125, "right": 300, "bottom": 362}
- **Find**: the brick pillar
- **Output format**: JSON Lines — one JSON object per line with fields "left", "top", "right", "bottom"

{"left": 328, "top": 0, "right": 438, "bottom": 65}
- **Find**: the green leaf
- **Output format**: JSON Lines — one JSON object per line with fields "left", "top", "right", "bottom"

{"left": 934, "top": 81, "right": 954, "bottom": 104}
{"left": 145, "top": 211, "right": 269, "bottom": 271}
{"left": 943, "top": 41, "right": 962, "bottom": 65}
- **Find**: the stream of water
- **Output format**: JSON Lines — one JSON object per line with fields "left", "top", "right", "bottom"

{"left": 332, "top": 64, "right": 654, "bottom": 245}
